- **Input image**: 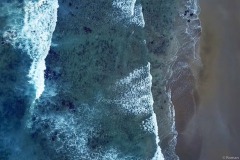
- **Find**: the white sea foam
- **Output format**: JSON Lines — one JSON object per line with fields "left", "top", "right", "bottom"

{"left": 112, "top": 63, "right": 165, "bottom": 159}
{"left": 186, "top": 0, "right": 200, "bottom": 15}
{"left": 113, "top": 0, "right": 136, "bottom": 16}
{"left": 142, "top": 114, "right": 164, "bottom": 160}
{"left": 0, "top": 3, "right": 23, "bottom": 45}
{"left": 27, "top": 63, "right": 164, "bottom": 159}
{"left": 35, "top": 112, "right": 93, "bottom": 159}
{"left": 113, "top": 63, "right": 153, "bottom": 115}
{"left": 144, "top": 63, "right": 164, "bottom": 160}
{"left": 18, "top": 0, "right": 59, "bottom": 99}
{"left": 29, "top": 104, "right": 137, "bottom": 160}
{"left": 151, "top": 112, "right": 165, "bottom": 160}
{"left": 112, "top": 0, "right": 145, "bottom": 27}
{"left": 130, "top": 4, "right": 145, "bottom": 27}
{"left": 142, "top": 116, "right": 155, "bottom": 133}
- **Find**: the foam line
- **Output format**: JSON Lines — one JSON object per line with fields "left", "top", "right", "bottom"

{"left": 113, "top": 63, "right": 165, "bottom": 159}
{"left": 112, "top": 0, "right": 145, "bottom": 27}
{"left": 20, "top": 0, "right": 59, "bottom": 99}
{"left": 114, "top": 64, "right": 153, "bottom": 115}
{"left": 144, "top": 63, "right": 165, "bottom": 160}
{"left": 113, "top": 0, "right": 137, "bottom": 16}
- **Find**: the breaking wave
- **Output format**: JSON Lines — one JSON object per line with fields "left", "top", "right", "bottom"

{"left": 5, "top": 0, "right": 59, "bottom": 100}
{"left": 21, "top": 0, "right": 58, "bottom": 100}
{"left": 112, "top": 0, "right": 145, "bottom": 27}
{"left": 28, "top": 63, "right": 165, "bottom": 159}
{"left": 105, "top": 63, "right": 165, "bottom": 160}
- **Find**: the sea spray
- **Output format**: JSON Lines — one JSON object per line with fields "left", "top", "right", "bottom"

{"left": 19, "top": 0, "right": 58, "bottom": 100}
{"left": 107, "top": 63, "right": 165, "bottom": 160}
{"left": 112, "top": 0, "right": 145, "bottom": 27}
{"left": 127, "top": 63, "right": 164, "bottom": 160}
{"left": 111, "top": 2, "right": 164, "bottom": 157}
{"left": 112, "top": 0, "right": 137, "bottom": 16}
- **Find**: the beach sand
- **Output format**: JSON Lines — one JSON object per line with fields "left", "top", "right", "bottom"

{"left": 175, "top": 0, "right": 240, "bottom": 159}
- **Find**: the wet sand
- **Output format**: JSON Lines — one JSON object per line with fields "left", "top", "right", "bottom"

{"left": 177, "top": 0, "right": 240, "bottom": 159}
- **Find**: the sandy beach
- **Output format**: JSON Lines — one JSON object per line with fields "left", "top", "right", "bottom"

{"left": 175, "top": 0, "right": 240, "bottom": 159}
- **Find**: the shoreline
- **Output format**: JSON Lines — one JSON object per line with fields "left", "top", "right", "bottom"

{"left": 167, "top": 0, "right": 202, "bottom": 159}
{"left": 173, "top": 0, "right": 240, "bottom": 159}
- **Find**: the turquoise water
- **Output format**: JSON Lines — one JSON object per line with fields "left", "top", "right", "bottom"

{"left": 0, "top": 0, "right": 200, "bottom": 159}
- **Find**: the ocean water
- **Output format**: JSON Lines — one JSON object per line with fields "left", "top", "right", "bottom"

{"left": 0, "top": 0, "right": 200, "bottom": 159}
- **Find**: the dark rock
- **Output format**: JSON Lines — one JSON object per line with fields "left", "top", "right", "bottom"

{"left": 51, "top": 135, "right": 56, "bottom": 142}
{"left": 83, "top": 26, "right": 92, "bottom": 34}
{"left": 61, "top": 99, "right": 75, "bottom": 110}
